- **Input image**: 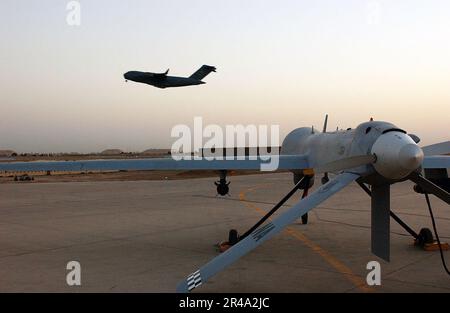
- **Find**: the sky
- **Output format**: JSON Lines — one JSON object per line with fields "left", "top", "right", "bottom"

{"left": 0, "top": 0, "right": 449, "bottom": 153}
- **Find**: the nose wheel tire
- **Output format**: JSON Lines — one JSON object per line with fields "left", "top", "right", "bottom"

{"left": 216, "top": 183, "right": 229, "bottom": 196}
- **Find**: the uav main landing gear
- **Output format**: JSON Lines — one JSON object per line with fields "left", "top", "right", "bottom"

{"left": 357, "top": 180, "right": 449, "bottom": 252}
{"left": 219, "top": 174, "right": 314, "bottom": 252}
{"left": 294, "top": 172, "right": 314, "bottom": 225}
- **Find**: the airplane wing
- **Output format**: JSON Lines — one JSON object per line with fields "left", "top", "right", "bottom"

{"left": 0, "top": 155, "right": 309, "bottom": 172}
{"left": 423, "top": 155, "right": 450, "bottom": 169}
{"left": 421, "top": 139, "right": 450, "bottom": 168}
{"left": 153, "top": 73, "right": 167, "bottom": 79}
{"left": 422, "top": 141, "right": 450, "bottom": 156}
{"left": 176, "top": 172, "right": 360, "bottom": 292}
{"left": 153, "top": 69, "right": 169, "bottom": 79}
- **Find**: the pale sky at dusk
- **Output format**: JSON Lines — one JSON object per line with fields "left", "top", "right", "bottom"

{"left": 1, "top": 0, "right": 449, "bottom": 153}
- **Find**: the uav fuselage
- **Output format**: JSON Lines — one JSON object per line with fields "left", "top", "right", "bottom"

{"left": 281, "top": 121, "right": 424, "bottom": 182}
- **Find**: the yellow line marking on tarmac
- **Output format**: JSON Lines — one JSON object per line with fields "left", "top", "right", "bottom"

{"left": 239, "top": 184, "right": 372, "bottom": 293}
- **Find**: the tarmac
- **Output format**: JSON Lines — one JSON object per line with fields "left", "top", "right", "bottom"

{"left": 0, "top": 172, "right": 449, "bottom": 292}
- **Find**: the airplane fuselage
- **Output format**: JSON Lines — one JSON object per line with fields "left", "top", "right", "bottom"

{"left": 124, "top": 71, "right": 206, "bottom": 88}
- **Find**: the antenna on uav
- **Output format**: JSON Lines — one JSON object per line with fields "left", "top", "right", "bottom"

{"left": 322, "top": 114, "right": 328, "bottom": 133}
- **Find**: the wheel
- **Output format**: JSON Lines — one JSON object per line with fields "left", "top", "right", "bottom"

{"left": 228, "top": 229, "right": 239, "bottom": 245}
{"left": 301, "top": 213, "right": 308, "bottom": 225}
{"left": 293, "top": 173, "right": 303, "bottom": 185}
{"left": 217, "top": 183, "right": 229, "bottom": 196}
{"left": 413, "top": 184, "right": 424, "bottom": 194}
{"left": 417, "top": 228, "right": 434, "bottom": 246}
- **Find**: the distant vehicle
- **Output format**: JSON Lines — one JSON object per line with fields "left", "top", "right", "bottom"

{"left": 124, "top": 65, "right": 216, "bottom": 89}
{"left": 14, "top": 174, "right": 34, "bottom": 181}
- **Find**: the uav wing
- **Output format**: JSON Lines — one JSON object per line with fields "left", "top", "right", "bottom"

{"left": 422, "top": 155, "right": 450, "bottom": 169}
{"left": 422, "top": 140, "right": 450, "bottom": 169}
{"left": 176, "top": 172, "right": 360, "bottom": 292}
{"left": 0, "top": 155, "right": 309, "bottom": 172}
{"left": 422, "top": 141, "right": 450, "bottom": 156}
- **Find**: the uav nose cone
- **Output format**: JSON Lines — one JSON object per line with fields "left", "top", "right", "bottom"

{"left": 399, "top": 144, "right": 424, "bottom": 170}
{"left": 371, "top": 132, "right": 424, "bottom": 180}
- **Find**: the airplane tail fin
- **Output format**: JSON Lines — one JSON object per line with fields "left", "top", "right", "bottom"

{"left": 189, "top": 65, "right": 216, "bottom": 80}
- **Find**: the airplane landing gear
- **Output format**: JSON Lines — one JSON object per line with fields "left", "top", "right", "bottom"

{"left": 415, "top": 228, "right": 434, "bottom": 246}
{"left": 300, "top": 187, "right": 310, "bottom": 224}
{"left": 218, "top": 175, "right": 313, "bottom": 253}
{"left": 294, "top": 173, "right": 313, "bottom": 225}
{"left": 321, "top": 173, "right": 329, "bottom": 185}
{"left": 215, "top": 170, "right": 230, "bottom": 196}
{"left": 228, "top": 229, "right": 239, "bottom": 245}
{"left": 215, "top": 179, "right": 230, "bottom": 196}
{"left": 357, "top": 180, "right": 450, "bottom": 252}
{"left": 414, "top": 227, "right": 450, "bottom": 251}
{"left": 218, "top": 229, "right": 239, "bottom": 252}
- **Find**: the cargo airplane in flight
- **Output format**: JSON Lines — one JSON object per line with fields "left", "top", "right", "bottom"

{"left": 1, "top": 117, "right": 449, "bottom": 292}
{"left": 123, "top": 65, "right": 216, "bottom": 88}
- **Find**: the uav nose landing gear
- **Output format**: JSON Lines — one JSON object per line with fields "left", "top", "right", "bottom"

{"left": 215, "top": 170, "right": 230, "bottom": 196}
{"left": 215, "top": 179, "right": 230, "bottom": 196}
{"left": 294, "top": 172, "right": 314, "bottom": 225}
